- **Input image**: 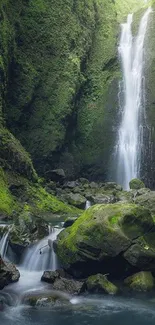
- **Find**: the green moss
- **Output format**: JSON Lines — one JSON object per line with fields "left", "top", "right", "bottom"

{"left": 124, "top": 271, "right": 154, "bottom": 292}
{"left": 28, "top": 183, "right": 82, "bottom": 217}
{"left": 115, "top": 0, "right": 148, "bottom": 22}
{"left": 86, "top": 274, "right": 118, "bottom": 294}
{"left": 0, "top": 127, "right": 37, "bottom": 181}
{"left": 0, "top": 168, "right": 17, "bottom": 216}
{"left": 56, "top": 203, "right": 153, "bottom": 267}
{"left": 129, "top": 179, "right": 145, "bottom": 190}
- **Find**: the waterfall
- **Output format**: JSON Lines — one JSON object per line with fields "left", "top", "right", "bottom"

{"left": 22, "top": 227, "right": 62, "bottom": 271}
{"left": 115, "top": 7, "right": 152, "bottom": 190}
{"left": 85, "top": 200, "right": 91, "bottom": 210}
{"left": 0, "top": 227, "right": 10, "bottom": 259}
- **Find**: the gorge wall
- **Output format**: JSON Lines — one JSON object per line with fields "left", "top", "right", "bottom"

{"left": 0, "top": 0, "right": 154, "bottom": 186}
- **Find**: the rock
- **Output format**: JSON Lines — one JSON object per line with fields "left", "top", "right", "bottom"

{"left": 41, "top": 270, "right": 61, "bottom": 284}
{"left": 23, "top": 290, "right": 71, "bottom": 307}
{"left": 115, "top": 190, "right": 134, "bottom": 203}
{"left": 124, "top": 271, "right": 154, "bottom": 292}
{"left": 104, "top": 182, "right": 122, "bottom": 191}
{"left": 65, "top": 193, "right": 86, "bottom": 209}
{"left": 41, "top": 270, "right": 84, "bottom": 294}
{"left": 64, "top": 217, "right": 77, "bottom": 228}
{"left": 55, "top": 203, "right": 153, "bottom": 277}
{"left": 86, "top": 274, "right": 118, "bottom": 295}
{"left": 46, "top": 169, "right": 66, "bottom": 183}
{"left": 129, "top": 179, "right": 145, "bottom": 190}
{"left": 123, "top": 239, "right": 155, "bottom": 270}
{"left": 134, "top": 188, "right": 150, "bottom": 197}
{"left": 63, "top": 181, "right": 78, "bottom": 189}
{"left": 45, "top": 181, "right": 57, "bottom": 194}
{"left": 135, "top": 191, "right": 155, "bottom": 214}
{"left": 0, "top": 257, "right": 20, "bottom": 289}
{"left": 79, "top": 178, "right": 89, "bottom": 185}
{"left": 53, "top": 278, "right": 84, "bottom": 294}
{"left": 90, "top": 182, "right": 99, "bottom": 189}
{"left": 91, "top": 194, "right": 116, "bottom": 204}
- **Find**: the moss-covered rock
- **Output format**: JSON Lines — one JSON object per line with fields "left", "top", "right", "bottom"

{"left": 86, "top": 274, "right": 118, "bottom": 295}
{"left": 124, "top": 271, "right": 154, "bottom": 292}
{"left": 55, "top": 203, "right": 153, "bottom": 277}
{"left": 129, "top": 179, "right": 145, "bottom": 190}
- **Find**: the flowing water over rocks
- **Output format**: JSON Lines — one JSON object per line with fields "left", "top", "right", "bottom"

{"left": 115, "top": 8, "right": 152, "bottom": 189}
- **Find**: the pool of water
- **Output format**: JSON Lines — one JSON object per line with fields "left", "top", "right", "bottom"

{"left": 1, "top": 295, "right": 155, "bottom": 325}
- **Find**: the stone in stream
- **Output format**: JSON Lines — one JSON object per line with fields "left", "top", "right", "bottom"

{"left": 124, "top": 271, "right": 154, "bottom": 292}
{"left": 86, "top": 274, "right": 118, "bottom": 295}
{"left": 41, "top": 270, "right": 84, "bottom": 294}
{"left": 0, "top": 257, "right": 20, "bottom": 290}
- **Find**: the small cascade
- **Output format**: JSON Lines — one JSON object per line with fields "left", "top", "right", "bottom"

{"left": 22, "top": 227, "right": 62, "bottom": 271}
{"left": 85, "top": 200, "right": 91, "bottom": 210}
{"left": 0, "top": 228, "right": 10, "bottom": 259}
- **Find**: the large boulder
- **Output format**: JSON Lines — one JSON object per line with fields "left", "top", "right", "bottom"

{"left": 124, "top": 271, "right": 154, "bottom": 292}
{"left": 0, "top": 257, "right": 20, "bottom": 289}
{"left": 86, "top": 274, "right": 118, "bottom": 295}
{"left": 55, "top": 203, "right": 154, "bottom": 277}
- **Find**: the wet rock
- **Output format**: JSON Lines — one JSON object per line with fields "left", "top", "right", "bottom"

{"left": 0, "top": 257, "right": 20, "bottom": 289}
{"left": 41, "top": 270, "right": 84, "bottom": 294}
{"left": 86, "top": 274, "right": 118, "bottom": 295}
{"left": 124, "top": 271, "right": 154, "bottom": 292}
{"left": 129, "top": 178, "right": 145, "bottom": 190}
{"left": 24, "top": 290, "right": 71, "bottom": 307}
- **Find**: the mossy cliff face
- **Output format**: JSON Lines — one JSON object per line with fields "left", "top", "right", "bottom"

{"left": 1, "top": 0, "right": 119, "bottom": 179}
{"left": 0, "top": 0, "right": 150, "bottom": 183}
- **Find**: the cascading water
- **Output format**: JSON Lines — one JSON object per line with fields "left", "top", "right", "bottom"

{"left": 115, "top": 7, "right": 152, "bottom": 190}
{"left": 22, "top": 227, "right": 62, "bottom": 271}
{"left": 0, "top": 226, "right": 10, "bottom": 259}
{"left": 85, "top": 200, "right": 91, "bottom": 210}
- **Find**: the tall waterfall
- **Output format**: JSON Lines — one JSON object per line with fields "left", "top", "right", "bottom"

{"left": 115, "top": 7, "right": 152, "bottom": 189}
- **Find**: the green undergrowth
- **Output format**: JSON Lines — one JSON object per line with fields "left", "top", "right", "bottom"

{"left": 0, "top": 168, "right": 17, "bottom": 216}
{"left": 0, "top": 168, "right": 82, "bottom": 222}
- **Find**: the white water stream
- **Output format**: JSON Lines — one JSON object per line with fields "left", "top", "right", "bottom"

{"left": 0, "top": 225, "right": 63, "bottom": 297}
{"left": 115, "top": 7, "right": 152, "bottom": 189}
